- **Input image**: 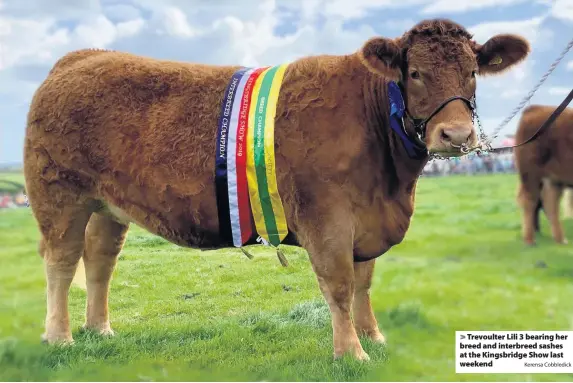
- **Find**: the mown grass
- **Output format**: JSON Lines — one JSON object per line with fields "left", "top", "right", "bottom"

{"left": 1, "top": 173, "right": 573, "bottom": 381}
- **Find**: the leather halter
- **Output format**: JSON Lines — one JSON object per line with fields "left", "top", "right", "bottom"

{"left": 395, "top": 80, "right": 476, "bottom": 151}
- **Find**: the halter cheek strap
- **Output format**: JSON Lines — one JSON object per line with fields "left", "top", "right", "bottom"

{"left": 387, "top": 81, "right": 428, "bottom": 160}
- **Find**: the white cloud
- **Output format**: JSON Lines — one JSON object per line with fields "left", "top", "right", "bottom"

{"left": 116, "top": 19, "right": 145, "bottom": 37}
{"left": 0, "top": 13, "right": 146, "bottom": 72}
{"left": 321, "top": 0, "right": 426, "bottom": 19}
{"left": 298, "top": 0, "right": 323, "bottom": 24}
{"left": 567, "top": 60, "right": 573, "bottom": 71}
{"left": 0, "top": 17, "right": 69, "bottom": 70}
{"left": 381, "top": 18, "right": 418, "bottom": 33}
{"left": 548, "top": 87, "right": 571, "bottom": 96}
{"left": 422, "top": 0, "right": 527, "bottom": 14}
{"left": 162, "top": 6, "right": 200, "bottom": 38}
{"left": 500, "top": 89, "right": 523, "bottom": 99}
{"left": 0, "top": 72, "right": 40, "bottom": 104}
{"left": 1, "top": 0, "right": 102, "bottom": 21}
{"left": 468, "top": 17, "right": 546, "bottom": 45}
{"left": 303, "top": 0, "right": 533, "bottom": 20}
{"left": 74, "top": 15, "right": 121, "bottom": 48}
{"left": 549, "top": 0, "right": 573, "bottom": 22}
{"left": 104, "top": 4, "right": 142, "bottom": 22}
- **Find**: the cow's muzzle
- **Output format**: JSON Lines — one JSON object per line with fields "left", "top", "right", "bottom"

{"left": 404, "top": 95, "right": 477, "bottom": 148}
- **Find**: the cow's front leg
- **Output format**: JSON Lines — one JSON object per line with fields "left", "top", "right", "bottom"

{"left": 353, "top": 259, "right": 385, "bottom": 343}
{"left": 307, "top": 235, "right": 368, "bottom": 361}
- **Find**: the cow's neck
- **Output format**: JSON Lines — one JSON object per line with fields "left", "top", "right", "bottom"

{"left": 362, "top": 72, "right": 429, "bottom": 198}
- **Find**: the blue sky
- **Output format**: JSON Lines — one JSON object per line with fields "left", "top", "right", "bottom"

{"left": 1, "top": 0, "right": 572, "bottom": 163}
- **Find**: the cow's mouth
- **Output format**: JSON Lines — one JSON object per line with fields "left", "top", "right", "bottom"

{"left": 428, "top": 141, "right": 478, "bottom": 157}
{"left": 430, "top": 149, "right": 465, "bottom": 157}
{"left": 450, "top": 142, "right": 472, "bottom": 154}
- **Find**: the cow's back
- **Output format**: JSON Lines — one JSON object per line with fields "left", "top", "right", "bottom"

{"left": 24, "top": 49, "right": 242, "bottom": 247}
{"left": 23, "top": 48, "right": 385, "bottom": 252}
{"left": 514, "top": 105, "right": 573, "bottom": 184}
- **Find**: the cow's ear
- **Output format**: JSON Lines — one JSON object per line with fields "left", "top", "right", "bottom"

{"left": 476, "top": 34, "right": 530, "bottom": 76}
{"left": 359, "top": 37, "right": 402, "bottom": 80}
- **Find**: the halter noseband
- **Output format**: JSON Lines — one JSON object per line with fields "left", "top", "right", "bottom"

{"left": 395, "top": 81, "right": 477, "bottom": 153}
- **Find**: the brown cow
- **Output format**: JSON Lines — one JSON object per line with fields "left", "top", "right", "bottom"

{"left": 515, "top": 105, "right": 573, "bottom": 246}
{"left": 23, "top": 19, "right": 529, "bottom": 360}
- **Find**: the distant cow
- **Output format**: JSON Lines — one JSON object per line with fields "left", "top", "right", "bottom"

{"left": 515, "top": 105, "right": 573, "bottom": 245}
{"left": 23, "top": 19, "right": 528, "bottom": 360}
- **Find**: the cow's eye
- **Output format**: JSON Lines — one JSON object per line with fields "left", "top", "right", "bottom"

{"left": 471, "top": 70, "right": 477, "bottom": 78}
{"left": 410, "top": 71, "right": 420, "bottom": 80}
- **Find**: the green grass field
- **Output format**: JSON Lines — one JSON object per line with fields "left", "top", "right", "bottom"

{"left": 0, "top": 172, "right": 26, "bottom": 193}
{"left": 1, "top": 172, "right": 573, "bottom": 381}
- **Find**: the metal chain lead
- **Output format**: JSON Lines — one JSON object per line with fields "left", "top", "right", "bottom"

{"left": 428, "top": 96, "right": 487, "bottom": 161}
{"left": 474, "top": 98, "right": 491, "bottom": 153}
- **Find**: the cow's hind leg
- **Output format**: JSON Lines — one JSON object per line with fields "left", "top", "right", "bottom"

{"left": 534, "top": 196, "right": 543, "bottom": 233}
{"left": 31, "top": 198, "right": 93, "bottom": 344}
{"left": 517, "top": 176, "right": 542, "bottom": 246}
{"left": 353, "top": 260, "right": 385, "bottom": 344}
{"left": 83, "top": 213, "right": 129, "bottom": 335}
{"left": 541, "top": 180, "right": 567, "bottom": 244}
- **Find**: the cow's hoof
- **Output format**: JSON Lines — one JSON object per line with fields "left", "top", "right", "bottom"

{"left": 557, "top": 238, "right": 568, "bottom": 245}
{"left": 98, "top": 327, "right": 115, "bottom": 337}
{"left": 81, "top": 324, "right": 115, "bottom": 337}
{"left": 334, "top": 347, "right": 370, "bottom": 362}
{"left": 41, "top": 332, "right": 74, "bottom": 345}
{"left": 370, "top": 331, "right": 386, "bottom": 344}
{"left": 354, "top": 349, "right": 371, "bottom": 362}
{"left": 524, "top": 240, "right": 536, "bottom": 247}
{"left": 357, "top": 328, "right": 386, "bottom": 344}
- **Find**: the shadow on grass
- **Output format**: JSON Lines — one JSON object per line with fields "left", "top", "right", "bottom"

{"left": 240, "top": 299, "right": 330, "bottom": 330}
{"left": 377, "top": 302, "right": 437, "bottom": 332}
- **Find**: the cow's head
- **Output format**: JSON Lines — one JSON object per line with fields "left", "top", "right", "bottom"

{"left": 359, "top": 19, "right": 530, "bottom": 156}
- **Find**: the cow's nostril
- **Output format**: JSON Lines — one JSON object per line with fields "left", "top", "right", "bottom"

{"left": 441, "top": 130, "right": 451, "bottom": 142}
{"left": 439, "top": 127, "right": 473, "bottom": 145}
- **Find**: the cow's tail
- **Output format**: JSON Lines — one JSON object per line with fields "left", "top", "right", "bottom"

{"left": 534, "top": 181, "right": 543, "bottom": 232}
